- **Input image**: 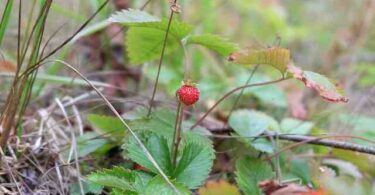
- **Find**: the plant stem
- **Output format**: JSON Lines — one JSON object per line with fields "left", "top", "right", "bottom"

{"left": 190, "top": 77, "right": 287, "bottom": 130}
{"left": 222, "top": 64, "right": 259, "bottom": 128}
{"left": 171, "top": 102, "right": 184, "bottom": 167}
{"left": 147, "top": 0, "right": 178, "bottom": 117}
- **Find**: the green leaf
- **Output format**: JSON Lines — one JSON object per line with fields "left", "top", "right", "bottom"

{"left": 110, "top": 9, "right": 193, "bottom": 64}
{"left": 290, "top": 159, "right": 311, "bottom": 185}
{"left": 186, "top": 34, "right": 239, "bottom": 56}
{"left": 235, "top": 156, "right": 273, "bottom": 195}
{"left": 280, "top": 118, "right": 313, "bottom": 135}
{"left": 174, "top": 140, "right": 215, "bottom": 189}
{"left": 62, "top": 132, "right": 107, "bottom": 161}
{"left": 88, "top": 167, "right": 153, "bottom": 194}
{"left": 145, "top": 176, "right": 191, "bottom": 195}
{"left": 287, "top": 64, "right": 348, "bottom": 103}
{"left": 124, "top": 132, "right": 173, "bottom": 175}
{"left": 229, "top": 109, "right": 279, "bottom": 138}
{"left": 125, "top": 19, "right": 193, "bottom": 64}
{"left": 124, "top": 110, "right": 214, "bottom": 189}
{"left": 110, "top": 188, "right": 136, "bottom": 195}
{"left": 250, "top": 138, "right": 274, "bottom": 153}
{"left": 87, "top": 114, "right": 126, "bottom": 142}
{"left": 109, "top": 9, "right": 161, "bottom": 24}
{"left": 87, "top": 167, "right": 137, "bottom": 191}
{"left": 123, "top": 19, "right": 193, "bottom": 39}
{"left": 124, "top": 109, "right": 214, "bottom": 189}
{"left": 229, "top": 110, "right": 278, "bottom": 153}
{"left": 69, "top": 180, "right": 103, "bottom": 195}
{"left": 124, "top": 131, "right": 214, "bottom": 189}
{"left": 126, "top": 27, "right": 180, "bottom": 64}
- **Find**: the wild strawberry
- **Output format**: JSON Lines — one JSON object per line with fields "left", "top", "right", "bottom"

{"left": 176, "top": 81, "right": 200, "bottom": 106}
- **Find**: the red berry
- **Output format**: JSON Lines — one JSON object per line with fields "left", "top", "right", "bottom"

{"left": 177, "top": 83, "right": 200, "bottom": 106}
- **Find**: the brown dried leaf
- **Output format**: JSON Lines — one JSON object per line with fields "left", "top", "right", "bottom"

{"left": 259, "top": 180, "right": 326, "bottom": 195}
{"left": 287, "top": 64, "right": 348, "bottom": 103}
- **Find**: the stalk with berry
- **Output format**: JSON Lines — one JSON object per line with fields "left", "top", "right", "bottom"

{"left": 171, "top": 80, "right": 200, "bottom": 167}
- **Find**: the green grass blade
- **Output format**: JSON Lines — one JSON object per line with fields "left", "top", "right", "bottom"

{"left": 0, "top": 0, "right": 14, "bottom": 47}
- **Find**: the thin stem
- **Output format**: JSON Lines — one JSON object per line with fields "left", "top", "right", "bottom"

{"left": 268, "top": 133, "right": 282, "bottom": 183}
{"left": 190, "top": 77, "right": 287, "bottom": 130}
{"left": 171, "top": 102, "right": 183, "bottom": 167}
{"left": 147, "top": 0, "right": 178, "bottom": 117}
{"left": 18, "top": 0, "right": 110, "bottom": 79}
{"left": 141, "top": 0, "right": 153, "bottom": 10}
{"left": 222, "top": 65, "right": 259, "bottom": 128}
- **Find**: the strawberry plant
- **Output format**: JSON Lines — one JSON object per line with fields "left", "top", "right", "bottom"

{"left": 84, "top": 5, "right": 372, "bottom": 195}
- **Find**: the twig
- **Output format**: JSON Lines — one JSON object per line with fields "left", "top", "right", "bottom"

{"left": 266, "top": 133, "right": 375, "bottom": 157}
{"left": 190, "top": 77, "right": 287, "bottom": 130}
{"left": 208, "top": 128, "right": 375, "bottom": 156}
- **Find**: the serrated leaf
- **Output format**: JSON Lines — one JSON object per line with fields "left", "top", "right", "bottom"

{"left": 280, "top": 118, "right": 313, "bottom": 135}
{"left": 124, "top": 132, "right": 172, "bottom": 175}
{"left": 87, "top": 167, "right": 136, "bottom": 191}
{"left": 110, "top": 9, "right": 193, "bottom": 64}
{"left": 125, "top": 19, "right": 193, "bottom": 64}
{"left": 186, "top": 34, "right": 239, "bottom": 56}
{"left": 88, "top": 167, "right": 152, "bottom": 194}
{"left": 126, "top": 27, "right": 180, "bottom": 64}
{"left": 123, "top": 19, "right": 193, "bottom": 39}
{"left": 109, "top": 9, "right": 161, "bottom": 24}
{"left": 174, "top": 140, "right": 215, "bottom": 189}
{"left": 228, "top": 47, "right": 290, "bottom": 73}
{"left": 287, "top": 64, "right": 348, "bottom": 103}
{"left": 87, "top": 114, "right": 126, "bottom": 142}
{"left": 229, "top": 109, "right": 279, "bottom": 138}
{"left": 198, "top": 180, "right": 241, "bottom": 195}
{"left": 124, "top": 131, "right": 214, "bottom": 189}
{"left": 145, "top": 176, "right": 191, "bottom": 195}
{"left": 235, "top": 156, "right": 273, "bottom": 195}
{"left": 70, "top": 180, "right": 103, "bottom": 195}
